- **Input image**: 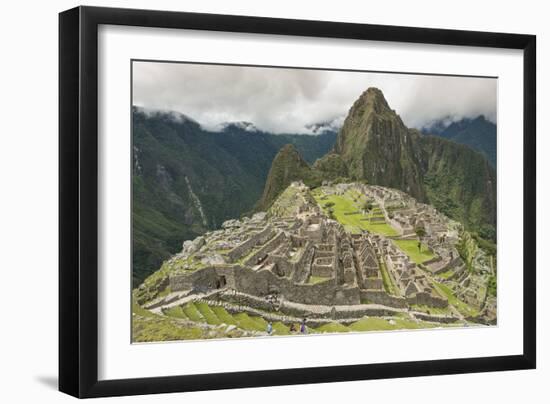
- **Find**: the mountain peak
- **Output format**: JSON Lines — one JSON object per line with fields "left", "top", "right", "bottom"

{"left": 354, "top": 87, "right": 392, "bottom": 114}
{"left": 279, "top": 142, "right": 299, "bottom": 154}
{"left": 257, "top": 144, "right": 318, "bottom": 210}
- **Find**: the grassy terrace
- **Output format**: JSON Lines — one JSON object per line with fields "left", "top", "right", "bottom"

{"left": 392, "top": 239, "right": 435, "bottom": 265}
{"left": 410, "top": 304, "right": 452, "bottom": 316}
{"left": 132, "top": 300, "right": 204, "bottom": 342}
{"left": 436, "top": 269, "right": 456, "bottom": 280}
{"left": 308, "top": 275, "right": 331, "bottom": 284}
{"left": 313, "top": 191, "right": 399, "bottom": 236}
{"left": 145, "top": 301, "right": 462, "bottom": 341}
{"left": 379, "top": 259, "right": 398, "bottom": 295}
{"left": 432, "top": 282, "right": 479, "bottom": 318}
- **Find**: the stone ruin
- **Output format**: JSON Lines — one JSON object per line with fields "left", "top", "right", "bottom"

{"left": 139, "top": 182, "right": 496, "bottom": 328}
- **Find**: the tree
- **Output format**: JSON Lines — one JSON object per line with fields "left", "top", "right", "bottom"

{"left": 363, "top": 200, "right": 374, "bottom": 222}
{"left": 415, "top": 227, "right": 427, "bottom": 252}
{"left": 415, "top": 227, "right": 427, "bottom": 238}
{"left": 363, "top": 201, "right": 374, "bottom": 212}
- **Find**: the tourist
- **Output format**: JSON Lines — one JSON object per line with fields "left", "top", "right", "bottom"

{"left": 266, "top": 321, "right": 273, "bottom": 335}
{"left": 300, "top": 319, "right": 307, "bottom": 334}
{"left": 289, "top": 323, "right": 296, "bottom": 333}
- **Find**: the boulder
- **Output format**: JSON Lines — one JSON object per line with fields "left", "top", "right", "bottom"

{"left": 222, "top": 219, "right": 240, "bottom": 229}
{"left": 181, "top": 236, "right": 206, "bottom": 255}
{"left": 251, "top": 212, "right": 267, "bottom": 222}
{"left": 200, "top": 254, "right": 225, "bottom": 266}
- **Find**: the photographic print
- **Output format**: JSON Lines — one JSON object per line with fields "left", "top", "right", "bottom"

{"left": 131, "top": 61, "right": 497, "bottom": 343}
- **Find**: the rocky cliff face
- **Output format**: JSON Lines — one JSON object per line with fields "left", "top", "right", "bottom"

{"left": 335, "top": 88, "right": 426, "bottom": 201}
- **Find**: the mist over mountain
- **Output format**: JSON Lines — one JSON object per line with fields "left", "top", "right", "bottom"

{"left": 421, "top": 115, "right": 496, "bottom": 167}
{"left": 132, "top": 108, "right": 336, "bottom": 286}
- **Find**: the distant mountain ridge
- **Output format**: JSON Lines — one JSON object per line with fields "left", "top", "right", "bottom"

{"left": 421, "top": 115, "right": 496, "bottom": 167}
{"left": 132, "top": 108, "right": 337, "bottom": 286}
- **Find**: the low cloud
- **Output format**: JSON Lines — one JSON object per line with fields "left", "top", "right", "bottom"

{"left": 133, "top": 61, "right": 496, "bottom": 133}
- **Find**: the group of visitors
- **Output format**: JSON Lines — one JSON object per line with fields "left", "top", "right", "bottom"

{"left": 266, "top": 318, "right": 307, "bottom": 335}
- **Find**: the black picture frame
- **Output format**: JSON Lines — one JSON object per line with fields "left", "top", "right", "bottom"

{"left": 59, "top": 5, "right": 536, "bottom": 398}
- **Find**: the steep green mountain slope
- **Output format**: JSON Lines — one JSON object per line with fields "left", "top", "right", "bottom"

{"left": 256, "top": 144, "right": 321, "bottom": 210}
{"left": 259, "top": 88, "right": 496, "bottom": 239}
{"left": 418, "top": 135, "right": 496, "bottom": 239}
{"left": 421, "top": 115, "right": 496, "bottom": 167}
{"left": 334, "top": 88, "right": 426, "bottom": 201}
{"left": 132, "top": 108, "right": 336, "bottom": 286}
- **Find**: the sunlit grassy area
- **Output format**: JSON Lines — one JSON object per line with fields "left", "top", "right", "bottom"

{"left": 318, "top": 317, "right": 440, "bottom": 333}
{"left": 379, "top": 259, "right": 398, "bottom": 295}
{"left": 272, "top": 321, "right": 291, "bottom": 335}
{"left": 210, "top": 306, "right": 238, "bottom": 325}
{"left": 182, "top": 302, "right": 204, "bottom": 322}
{"left": 195, "top": 302, "right": 222, "bottom": 325}
{"left": 315, "top": 322, "right": 350, "bottom": 333}
{"left": 409, "top": 304, "right": 452, "bottom": 316}
{"left": 392, "top": 239, "right": 435, "bottom": 264}
{"left": 132, "top": 300, "right": 204, "bottom": 342}
{"left": 163, "top": 305, "right": 187, "bottom": 319}
{"left": 134, "top": 298, "right": 463, "bottom": 342}
{"left": 437, "top": 269, "right": 455, "bottom": 280}
{"left": 348, "top": 317, "right": 395, "bottom": 331}
{"left": 234, "top": 313, "right": 266, "bottom": 331}
{"left": 308, "top": 275, "right": 331, "bottom": 284}
{"left": 314, "top": 192, "right": 399, "bottom": 236}
{"left": 433, "top": 282, "right": 479, "bottom": 317}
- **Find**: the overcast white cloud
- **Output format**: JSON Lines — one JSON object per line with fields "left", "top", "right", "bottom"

{"left": 133, "top": 61, "right": 497, "bottom": 134}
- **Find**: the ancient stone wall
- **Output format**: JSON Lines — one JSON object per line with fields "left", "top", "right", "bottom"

{"left": 217, "top": 291, "right": 275, "bottom": 312}
{"left": 360, "top": 289, "right": 408, "bottom": 308}
{"left": 227, "top": 225, "right": 274, "bottom": 262}
{"left": 413, "top": 312, "right": 458, "bottom": 323}
{"left": 268, "top": 255, "right": 293, "bottom": 277}
{"left": 243, "top": 231, "right": 286, "bottom": 266}
{"left": 311, "top": 262, "right": 334, "bottom": 277}
{"left": 407, "top": 292, "right": 448, "bottom": 308}
{"left": 363, "top": 277, "right": 383, "bottom": 290}
{"left": 170, "top": 267, "right": 214, "bottom": 291}
{"left": 170, "top": 265, "right": 239, "bottom": 292}
{"left": 171, "top": 257, "right": 397, "bottom": 307}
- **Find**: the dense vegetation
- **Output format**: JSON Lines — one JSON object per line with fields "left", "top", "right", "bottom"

{"left": 422, "top": 115, "right": 496, "bottom": 167}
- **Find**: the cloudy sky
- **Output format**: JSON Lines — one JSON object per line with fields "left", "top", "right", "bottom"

{"left": 132, "top": 61, "right": 497, "bottom": 134}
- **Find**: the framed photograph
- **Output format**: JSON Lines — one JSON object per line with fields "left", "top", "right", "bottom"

{"left": 59, "top": 6, "right": 536, "bottom": 398}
